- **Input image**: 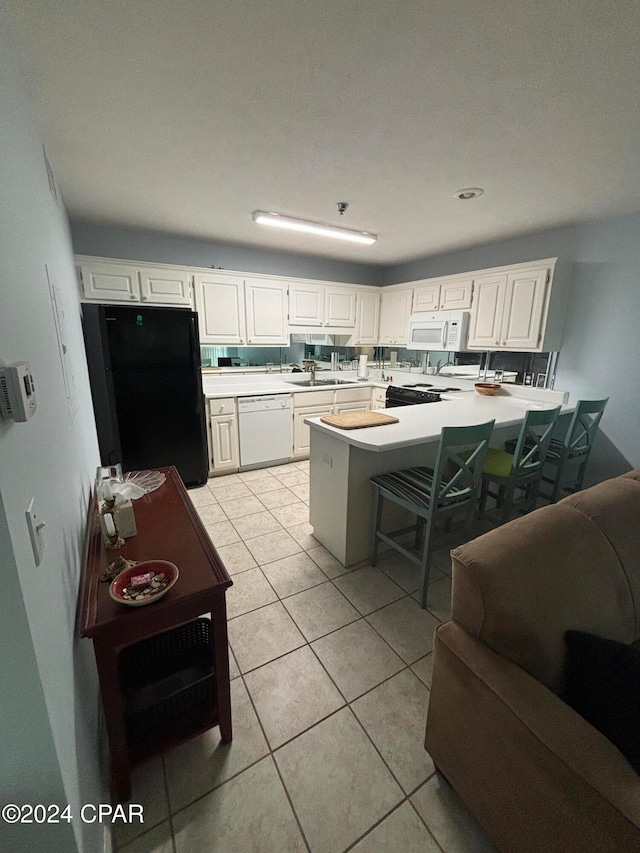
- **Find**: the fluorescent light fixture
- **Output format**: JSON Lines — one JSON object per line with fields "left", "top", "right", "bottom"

{"left": 252, "top": 210, "right": 377, "bottom": 245}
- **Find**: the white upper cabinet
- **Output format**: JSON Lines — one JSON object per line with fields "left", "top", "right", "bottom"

{"left": 245, "top": 278, "right": 289, "bottom": 345}
{"left": 77, "top": 258, "right": 192, "bottom": 306}
{"left": 412, "top": 282, "right": 440, "bottom": 313}
{"left": 194, "top": 273, "right": 289, "bottom": 345}
{"left": 289, "top": 281, "right": 357, "bottom": 328}
{"left": 467, "top": 274, "right": 508, "bottom": 349}
{"left": 500, "top": 268, "right": 549, "bottom": 349}
{"left": 194, "top": 273, "right": 247, "bottom": 345}
{"left": 379, "top": 289, "right": 413, "bottom": 345}
{"left": 467, "top": 262, "right": 566, "bottom": 351}
{"left": 138, "top": 267, "right": 192, "bottom": 306}
{"left": 354, "top": 291, "right": 380, "bottom": 345}
{"left": 289, "top": 282, "right": 324, "bottom": 326}
{"left": 324, "top": 287, "right": 356, "bottom": 327}
{"left": 412, "top": 277, "right": 473, "bottom": 313}
{"left": 440, "top": 277, "right": 474, "bottom": 311}
{"left": 78, "top": 261, "right": 141, "bottom": 303}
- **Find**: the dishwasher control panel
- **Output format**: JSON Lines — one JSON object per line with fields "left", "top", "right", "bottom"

{"left": 237, "top": 395, "right": 292, "bottom": 413}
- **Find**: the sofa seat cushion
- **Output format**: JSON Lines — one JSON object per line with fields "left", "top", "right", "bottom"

{"left": 564, "top": 630, "right": 640, "bottom": 774}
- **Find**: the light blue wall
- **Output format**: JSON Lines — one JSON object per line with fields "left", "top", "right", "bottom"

{"left": 385, "top": 212, "right": 640, "bottom": 479}
{"left": 70, "top": 221, "right": 385, "bottom": 285}
{"left": 1, "top": 18, "right": 104, "bottom": 853}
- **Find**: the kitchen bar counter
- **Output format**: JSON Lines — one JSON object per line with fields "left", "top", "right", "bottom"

{"left": 306, "top": 388, "right": 573, "bottom": 566}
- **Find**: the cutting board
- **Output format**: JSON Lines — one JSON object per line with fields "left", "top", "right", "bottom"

{"left": 320, "top": 412, "right": 399, "bottom": 430}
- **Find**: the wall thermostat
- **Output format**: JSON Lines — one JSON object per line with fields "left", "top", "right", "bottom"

{"left": 0, "top": 361, "right": 37, "bottom": 422}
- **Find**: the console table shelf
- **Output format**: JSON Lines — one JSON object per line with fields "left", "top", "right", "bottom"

{"left": 78, "top": 466, "right": 233, "bottom": 801}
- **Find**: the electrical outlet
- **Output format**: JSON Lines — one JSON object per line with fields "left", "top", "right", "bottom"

{"left": 25, "top": 498, "right": 46, "bottom": 565}
{"left": 322, "top": 453, "right": 333, "bottom": 468}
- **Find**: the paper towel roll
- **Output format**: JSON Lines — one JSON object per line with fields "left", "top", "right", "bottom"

{"left": 358, "top": 354, "right": 368, "bottom": 379}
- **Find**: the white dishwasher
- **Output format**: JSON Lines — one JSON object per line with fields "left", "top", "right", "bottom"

{"left": 237, "top": 394, "right": 292, "bottom": 469}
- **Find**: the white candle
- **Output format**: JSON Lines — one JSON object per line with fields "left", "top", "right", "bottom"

{"left": 102, "top": 480, "right": 114, "bottom": 501}
{"left": 104, "top": 513, "right": 116, "bottom": 537}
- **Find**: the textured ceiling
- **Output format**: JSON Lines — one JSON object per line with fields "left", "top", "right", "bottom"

{"left": 5, "top": 0, "right": 640, "bottom": 264}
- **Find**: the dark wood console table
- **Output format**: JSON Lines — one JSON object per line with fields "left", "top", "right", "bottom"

{"left": 78, "top": 466, "right": 233, "bottom": 801}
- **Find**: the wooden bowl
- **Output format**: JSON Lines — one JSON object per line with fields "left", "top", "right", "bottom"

{"left": 475, "top": 382, "right": 502, "bottom": 396}
{"left": 109, "top": 560, "right": 179, "bottom": 606}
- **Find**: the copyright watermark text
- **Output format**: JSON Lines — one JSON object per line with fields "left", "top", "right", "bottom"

{"left": 2, "top": 803, "right": 144, "bottom": 825}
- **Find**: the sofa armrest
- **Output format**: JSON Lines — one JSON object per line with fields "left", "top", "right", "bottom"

{"left": 426, "top": 620, "right": 640, "bottom": 853}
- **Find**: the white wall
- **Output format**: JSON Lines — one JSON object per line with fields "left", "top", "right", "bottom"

{"left": 1, "top": 19, "right": 104, "bottom": 853}
{"left": 385, "top": 212, "right": 640, "bottom": 481}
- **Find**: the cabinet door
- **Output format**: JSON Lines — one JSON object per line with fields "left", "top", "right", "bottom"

{"left": 78, "top": 262, "right": 140, "bottom": 302}
{"left": 379, "top": 290, "right": 412, "bottom": 345}
{"left": 354, "top": 291, "right": 380, "bottom": 345}
{"left": 500, "top": 268, "right": 548, "bottom": 349}
{"left": 292, "top": 404, "right": 334, "bottom": 457}
{"left": 210, "top": 414, "right": 239, "bottom": 471}
{"left": 333, "top": 400, "right": 371, "bottom": 414}
{"left": 468, "top": 274, "right": 507, "bottom": 349}
{"left": 440, "top": 277, "right": 473, "bottom": 311}
{"left": 139, "top": 268, "right": 192, "bottom": 306}
{"left": 412, "top": 283, "right": 440, "bottom": 313}
{"left": 194, "top": 274, "right": 246, "bottom": 345}
{"left": 245, "top": 278, "right": 289, "bottom": 345}
{"left": 392, "top": 290, "right": 413, "bottom": 345}
{"left": 371, "top": 387, "right": 387, "bottom": 409}
{"left": 324, "top": 287, "right": 356, "bottom": 327}
{"left": 289, "top": 282, "right": 324, "bottom": 326}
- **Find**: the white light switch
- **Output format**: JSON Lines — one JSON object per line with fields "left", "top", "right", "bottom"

{"left": 25, "top": 498, "right": 46, "bottom": 565}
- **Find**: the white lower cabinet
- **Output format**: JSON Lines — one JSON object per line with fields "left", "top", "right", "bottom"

{"left": 209, "top": 398, "right": 239, "bottom": 473}
{"left": 333, "top": 386, "right": 371, "bottom": 415}
{"left": 291, "top": 390, "right": 334, "bottom": 459}
{"left": 370, "top": 386, "right": 387, "bottom": 409}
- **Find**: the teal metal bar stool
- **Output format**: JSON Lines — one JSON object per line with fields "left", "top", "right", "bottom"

{"left": 504, "top": 398, "right": 608, "bottom": 503}
{"left": 480, "top": 405, "right": 561, "bottom": 523}
{"left": 370, "top": 420, "right": 495, "bottom": 609}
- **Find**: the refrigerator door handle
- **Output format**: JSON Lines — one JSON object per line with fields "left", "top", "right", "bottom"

{"left": 189, "top": 314, "right": 203, "bottom": 415}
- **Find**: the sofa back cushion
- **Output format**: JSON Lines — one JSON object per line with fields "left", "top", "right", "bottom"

{"left": 450, "top": 473, "right": 640, "bottom": 693}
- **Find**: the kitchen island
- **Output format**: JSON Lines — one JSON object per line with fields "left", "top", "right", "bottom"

{"left": 306, "top": 387, "right": 573, "bottom": 566}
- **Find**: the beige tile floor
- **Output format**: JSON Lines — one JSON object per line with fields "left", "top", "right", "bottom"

{"left": 113, "top": 463, "right": 498, "bottom": 853}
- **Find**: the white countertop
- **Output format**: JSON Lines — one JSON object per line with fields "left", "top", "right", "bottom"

{"left": 304, "top": 389, "right": 573, "bottom": 452}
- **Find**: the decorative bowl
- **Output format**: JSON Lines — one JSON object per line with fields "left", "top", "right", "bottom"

{"left": 109, "top": 560, "right": 179, "bottom": 606}
{"left": 475, "top": 382, "right": 502, "bottom": 396}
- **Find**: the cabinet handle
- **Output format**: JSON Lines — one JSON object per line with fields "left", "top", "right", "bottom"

{"left": 501, "top": 340, "right": 506, "bottom": 345}
{"left": 130, "top": 295, "right": 136, "bottom": 300}
{"left": 495, "top": 340, "right": 499, "bottom": 344}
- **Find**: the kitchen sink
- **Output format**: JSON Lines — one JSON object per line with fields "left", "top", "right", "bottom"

{"left": 285, "top": 379, "right": 358, "bottom": 387}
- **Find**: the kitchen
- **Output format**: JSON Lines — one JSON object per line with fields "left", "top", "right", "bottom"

{"left": 3, "top": 3, "right": 639, "bottom": 853}
{"left": 79, "top": 252, "right": 570, "bottom": 479}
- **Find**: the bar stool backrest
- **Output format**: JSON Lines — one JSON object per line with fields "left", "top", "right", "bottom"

{"left": 564, "top": 398, "right": 609, "bottom": 455}
{"left": 433, "top": 420, "right": 495, "bottom": 504}
{"left": 511, "top": 406, "right": 562, "bottom": 476}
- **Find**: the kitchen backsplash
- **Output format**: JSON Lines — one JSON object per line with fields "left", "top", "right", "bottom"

{"left": 201, "top": 344, "right": 555, "bottom": 386}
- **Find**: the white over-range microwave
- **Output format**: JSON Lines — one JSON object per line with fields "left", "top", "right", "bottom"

{"left": 406, "top": 311, "right": 470, "bottom": 352}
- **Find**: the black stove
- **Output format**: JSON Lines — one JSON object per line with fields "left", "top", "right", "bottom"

{"left": 386, "top": 385, "right": 442, "bottom": 407}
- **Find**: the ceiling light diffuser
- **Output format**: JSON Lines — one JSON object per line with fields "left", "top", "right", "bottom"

{"left": 252, "top": 211, "right": 377, "bottom": 245}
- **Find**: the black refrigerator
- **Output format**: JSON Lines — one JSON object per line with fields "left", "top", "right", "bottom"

{"left": 82, "top": 305, "right": 208, "bottom": 487}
